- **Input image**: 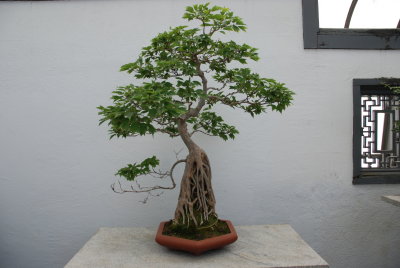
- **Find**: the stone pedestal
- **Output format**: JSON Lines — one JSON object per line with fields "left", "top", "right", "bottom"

{"left": 382, "top": 195, "right": 400, "bottom": 207}
{"left": 65, "top": 224, "right": 329, "bottom": 268}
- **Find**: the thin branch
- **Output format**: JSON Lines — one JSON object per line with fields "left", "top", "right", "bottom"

{"left": 169, "top": 159, "right": 186, "bottom": 188}
{"left": 207, "top": 81, "right": 228, "bottom": 92}
{"left": 200, "top": 18, "right": 206, "bottom": 35}
{"left": 187, "top": 101, "right": 193, "bottom": 111}
{"left": 110, "top": 159, "right": 186, "bottom": 194}
{"left": 156, "top": 128, "right": 180, "bottom": 137}
{"left": 180, "top": 56, "right": 208, "bottom": 120}
{"left": 139, "top": 191, "right": 164, "bottom": 204}
{"left": 190, "top": 129, "right": 216, "bottom": 137}
{"left": 149, "top": 168, "right": 169, "bottom": 179}
{"left": 174, "top": 148, "right": 184, "bottom": 160}
{"left": 208, "top": 95, "right": 249, "bottom": 106}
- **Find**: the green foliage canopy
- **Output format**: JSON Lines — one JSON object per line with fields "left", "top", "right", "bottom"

{"left": 98, "top": 3, "right": 294, "bottom": 182}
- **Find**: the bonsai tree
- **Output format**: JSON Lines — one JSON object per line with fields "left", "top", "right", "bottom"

{"left": 98, "top": 3, "right": 294, "bottom": 229}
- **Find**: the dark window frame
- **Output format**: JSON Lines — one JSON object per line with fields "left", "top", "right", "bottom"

{"left": 353, "top": 78, "right": 400, "bottom": 184}
{"left": 302, "top": 0, "right": 400, "bottom": 49}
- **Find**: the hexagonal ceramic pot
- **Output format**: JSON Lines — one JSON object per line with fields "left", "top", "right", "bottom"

{"left": 155, "top": 220, "right": 238, "bottom": 255}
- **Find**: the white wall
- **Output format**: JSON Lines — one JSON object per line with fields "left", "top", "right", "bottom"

{"left": 0, "top": 1, "right": 399, "bottom": 267}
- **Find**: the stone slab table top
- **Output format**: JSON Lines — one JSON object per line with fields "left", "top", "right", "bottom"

{"left": 65, "top": 224, "right": 329, "bottom": 268}
{"left": 382, "top": 195, "right": 400, "bottom": 207}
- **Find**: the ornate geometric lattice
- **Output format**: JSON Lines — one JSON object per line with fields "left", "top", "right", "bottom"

{"left": 361, "top": 94, "right": 400, "bottom": 169}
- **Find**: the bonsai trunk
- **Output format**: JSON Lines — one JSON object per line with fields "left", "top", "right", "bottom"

{"left": 174, "top": 119, "right": 216, "bottom": 227}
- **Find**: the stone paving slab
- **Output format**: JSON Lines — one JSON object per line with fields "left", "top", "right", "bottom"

{"left": 65, "top": 224, "right": 329, "bottom": 268}
{"left": 382, "top": 195, "right": 400, "bottom": 207}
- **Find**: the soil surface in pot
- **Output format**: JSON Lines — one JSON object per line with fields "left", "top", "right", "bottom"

{"left": 162, "top": 219, "right": 231, "bottom": 241}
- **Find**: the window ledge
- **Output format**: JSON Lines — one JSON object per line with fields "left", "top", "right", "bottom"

{"left": 303, "top": 0, "right": 400, "bottom": 49}
{"left": 317, "top": 28, "right": 400, "bottom": 49}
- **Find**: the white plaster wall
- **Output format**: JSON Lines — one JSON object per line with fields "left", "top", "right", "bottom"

{"left": 0, "top": 0, "right": 399, "bottom": 267}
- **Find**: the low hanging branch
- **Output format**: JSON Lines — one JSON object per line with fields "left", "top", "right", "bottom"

{"left": 111, "top": 159, "right": 187, "bottom": 194}
{"left": 98, "top": 3, "right": 294, "bottom": 228}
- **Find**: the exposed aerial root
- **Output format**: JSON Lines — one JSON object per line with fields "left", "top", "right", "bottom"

{"left": 174, "top": 147, "right": 216, "bottom": 227}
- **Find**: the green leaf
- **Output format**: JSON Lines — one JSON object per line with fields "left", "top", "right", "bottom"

{"left": 186, "top": 6, "right": 194, "bottom": 13}
{"left": 116, "top": 156, "right": 160, "bottom": 181}
{"left": 99, "top": 3, "right": 294, "bottom": 147}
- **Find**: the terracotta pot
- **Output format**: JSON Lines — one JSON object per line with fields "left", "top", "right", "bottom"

{"left": 155, "top": 219, "right": 238, "bottom": 255}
